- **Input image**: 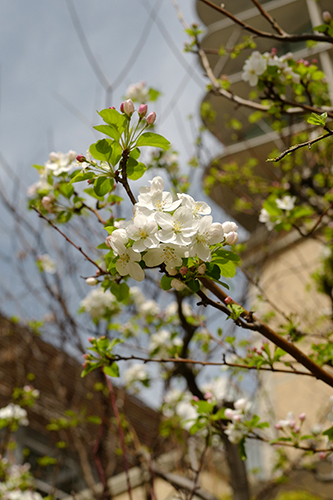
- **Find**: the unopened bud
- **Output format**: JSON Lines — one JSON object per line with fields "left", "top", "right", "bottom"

{"left": 120, "top": 102, "right": 124, "bottom": 113}
{"left": 192, "top": 396, "right": 199, "bottom": 402}
{"left": 88, "top": 337, "right": 95, "bottom": 343}
{"left": 105, "top": 235, "right": 112, "bottom": 248}
{"left": 275, "top": 423, "right": 282, "bottom": 430}
{"left": 41, "top": 196, "right": 53, "bottom": 212}
{"left": 109, "top": 106, "right": 116, "bottom": 109}
{"left": 86, "top": 277, "right": 98, "bottom": 286}
{"left": 123, "top": 99, "right": 135, "bottom": 116}
{"left": 299, "top": 412, "right": 306, "bottom": 421}
{"left": 83, "top": 354, "right": 89, "bottom": 359}
{"left": 319, "top": 452, "right": 326, "bottom": 460}
{"left": 323, "top": 11, "right": 332, "bottom": 23}
{"left": 224, "top": 296, "right": 234, "bottom": 305}
{"left": 224, "top": 409, "right": 234, "bottom": 419}
{"left": 222, "top": 221, "right": 238, "bottom": 233}
{"left": 270, "top": 47, "right": 277, "bottom": 56}
{"left": 179, "top": 266, "right": 188, "bottom": 276}
{"left": 197, "top": 263, "right": 206, "bottom": 275}
{"left": 138, "top": 104, "right": 148, "bottom": 117}
{"left": 76, "top": 154, "right": 86, "bottom": 163}
{"left": 146, "top": 111, "right": 156, "bottom": 125}
{"left": 294, "top": 425, "right": 300, "bottom": 433}
{"left": 224, "top": 231, "right": 239, "bottom": 245}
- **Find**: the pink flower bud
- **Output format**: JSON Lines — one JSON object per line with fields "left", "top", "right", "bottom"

{"left": 224, "top": 296, "right": 234, "bottom": 305}
{"left": 179, "top": 266, "right": 187, "bottom": 276}
{"left": 299, "top": 412, "right": 306, "bottom": 421}
{"left": 123, "top": 99, "right": 135, "bottom": 116}
{"left": 82, "top": 361, "right": 89, "bottom": 368}
{"left": 88, "top": 337, "right": 95, "bottom": 343}
{"left": 204, "top": 391, "right": 213, "bottom": 400}
{"left": 192, "top": 396, "right": 199, "bottom": 402}
{"left": 232, "top": 414, "right": 242, "bottom": 423}
{"left": 270, "top": 47, "right": 277, "bottom": 56}
{"left": 109, "top": 106, "right": 116, "bottom": 109}
{"left": 323, "top": 11, "right": 332, "bottom": 23}
{"left": 224, "top": 231, "right": 239, "bottom": 245}
{"left": 288, "top": 419, "right": 296, "bottom": 429}
{"left": 105, "top": 235, "right": 112, "bottom": 248}
{"left": 41, "top": 196, "right": 53, "bottom": 213}
{"left": 138, "top": 104, "right": 148, "bottom": 117}
{"left": 319, "top": 451, "right": 326, "bottom": 460}
{"left": 120, "top": 102, "right": 124, "bottom": 113}
{"left": 76, "top": 154, "right": 86, "bottom": 163}
{"left": 275, "top": 423, "right": 282, "bottom": 430}
{"left": 83, "top": 354, "right": 89, "bottom": 359}
{"left": 146, "top": 111, "right": 156, "bottom": 125}
{"left": 197, "top": 263, "right": 206, "bottom": 275}
{"left": 294, "top": 425, "right": 300, "bottom": 433}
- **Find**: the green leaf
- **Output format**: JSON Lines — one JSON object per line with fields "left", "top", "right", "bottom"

{"left": 83, "top": 187, "right": 104, "bottom": 201}
{"left": 111, "top": 282, "right": 130, "bottom": 302}
{"left": 238, "top": 438, "right": 247, "bottom": 461}
{"left": 216, "top": 260, "right": 236, "bottom": 278}
{"left": 98, "top": 108, "right": 127, "bottom": 133}
{"left": 89, "top": 139, "right": 114, "bottom": 162}
{"left": 127, "top": 161, "right": 147, "bottom": 180}
{"left": 323, "top": 426, "right": 333, "bottom": 440}
{"left": 71, "top": 171, "right": 95, "bottom": 184}
{"left": 87, "top": 415, "right": 102, "bottom": 425}
{"left": 161, "top": 275, "right": 173, "bottom": 291}
{"left": 130, "top": 148, "right": 141, "bottom": 160}
{"left": 187, "top": 279, "right": 200, "bottom": 293}
{"left": 58, "top": 183, "right": 74, "bottom": 199}
{"left": 196, "top": 401, "right": 214, "bottom": 414}
{"left": 103, "top": 362, "right": 120, "bottom": 378}
{"left": 307, "top": 112, "right": 327, "bottom": 127}
{"left": 205, "top": 263, "right": 221, "bottom": 281}
{"left": 136, "top": 132, "right": 170, "bottom": 150}
{"left": 94, "top": 176, "right": 113, "bottom": 197}
{"left": 212, "top": 249, "right": 240, "bottom": 262}
{"left": 94, "top": 124, "right": 120, "bottom": 142}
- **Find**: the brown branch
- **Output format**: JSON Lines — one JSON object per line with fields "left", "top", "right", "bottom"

{"left": 248, "top": 432, "right": 333, "bottom": 453}
{"left": 250, "top": 0, "right": 285, "bottom": 36}
{"left": 116, "top": 150, "right": 137, "bottom": 206}
{"left": 32, "top": 206, "right": 106, "bottom": 275}
{"left": 198, "top": 0, "right": 333, "bottom": 44}
{"left": 81, "top": 202, "right": 106, "bottom": 225}
{"left": 113, "top": 354, "right": 314, "bottom": 377}
{"left": 198, "top": 278, "right": 333, "bottom": 388}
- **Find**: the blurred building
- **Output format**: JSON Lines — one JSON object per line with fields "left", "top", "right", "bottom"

{"left": 195, "top": 0, "right": 333, "bottom": 490}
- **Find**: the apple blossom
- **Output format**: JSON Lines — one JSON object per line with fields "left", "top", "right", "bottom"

{"left": 115, "top": 247, "right": 145, "bottom": 282}
{"left": 242, "top": 51, "right": 267, "bottom": 86}
{"left": 138, "top": 104, "right": 148, "bottom": 118}
{"left": 155, "top": 207, "right": 198, "bottom": 246}
{"left": 143, "top": 244, "right": 184, "bottom": 273}
{"left": 177, "top": 193, "right": 211, "bottom": 218}
{"left": 122, "top": 99, "right": 135, "bottom": 116}
{"left": 125, "top": 81, "right": 149, "bottom": 103}
{"left": 276, "top": 195, "right": 296, "bottom": 211}
{"left": 189, "top": 216, "right": 224, "bottom": 261}
{"left": 126, "top": 214, "right": 159, "bottom": 252}
{"left": 45, "top": 150, "right": 77, "bottom": 176}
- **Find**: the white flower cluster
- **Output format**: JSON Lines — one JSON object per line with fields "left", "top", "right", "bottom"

{"left": 106, "top": 176, "right": 239, "bottom": 282}
{"left": 224, "top": 398, "right": 251, "bottom": 444}
{"left": 125, "top": 81, "right": 150, "bottom": 103}
{"left": 80, "top": 288, "right": 119, "bottom": 320}
{"left": 242, "top": 50, "right": 300, "bottom": 87}
{"left": 124, "top": 363, "right": 149, "bottom": 388}
{"left": 0, "top": 404, "right": 29, "bottom": 426}
{"left": 0, "top": 458, "right": 43, "bottom": 500}
{"left": 149, "top": 329, "right": 183, "bottom": 356}
{"left": 36, "top": 254, "right": 56, "bottom": 274}
{"left": 259, "top": 195, "right": 296, "bottom": 231}
{"left": 162, "top": 389, "right": 198, "bottom": 431}
{"left": 27, "top": 150, "right": 77, "bottom": 196}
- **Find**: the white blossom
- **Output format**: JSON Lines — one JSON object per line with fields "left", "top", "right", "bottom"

{"left": 149, "top": 329, "right": 183, "bottom": 355}
{"left": 125, "top": 81, "right": 149, "bottom": 103}
{"left": 276, "top": 195, "right": 296, "bottom": 211}
{"left": 80, "top": 288, "right": 118, "bottom": 320}
{"left": 45, "top": 150, "right": 77, "bottom": 176}
{"left": 126, "top": 214, "right": 159, "bottom": 252}
{"left": 36, "top": 254, "right": 56, "bottom": 274}
{"left": 143, "top": 244, "right": 184, "bottom": 273}
{"left": 259, "top": 208, "right": 277, "bottom": 231}
{"left": 137, "top": 299, "right": 160, "bottom": 317}
{"left": 115, "top": 247, "right": 145, "bottom": 282}
{"left": 242, "top": 51, "right": 267, "bottom": 86}
{"left": 156, "top": 207, "right": 198, "bottom": 246}
{"left": 189, "top": 216, "right": 224, "bottom": 261}
{"left": 124, "top": 364, "right": 149, "bottom": 386}
{"left": 177, "top": 193, "right": 211, "bottom": 218}
{"left": 0, "top": 404, "right": 28, "bottom": 426}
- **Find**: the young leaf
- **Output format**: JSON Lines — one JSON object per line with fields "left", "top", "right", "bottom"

{"left": 94, "top": 124, "right": 120, "bottom": 142}
{"left": 94, "top": 176, "right": 113, "bottom": 197}
{"left": 103, "top": 362, "right": 120, "bottom": 378}
{"left": 136, "top": 132, "right": 170, "bottom": 150}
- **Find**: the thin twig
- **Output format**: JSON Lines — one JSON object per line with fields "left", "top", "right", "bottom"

{"left": 198, "top": 278, "right": 333, "bottom": 388}
{"left": 250, "top": 0, "right": 285, "bottom": 36}
{"left": 267, "top": 131, "right": 333, "bottom": 162}
{"left": 198, "top": 0, "right": 333, "bottom": 44}
{"left": 113, "top": 354, "right": 314, "bottom": 377}
{"left": 32, "top": 206, "right": 106, "bottom": 275}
